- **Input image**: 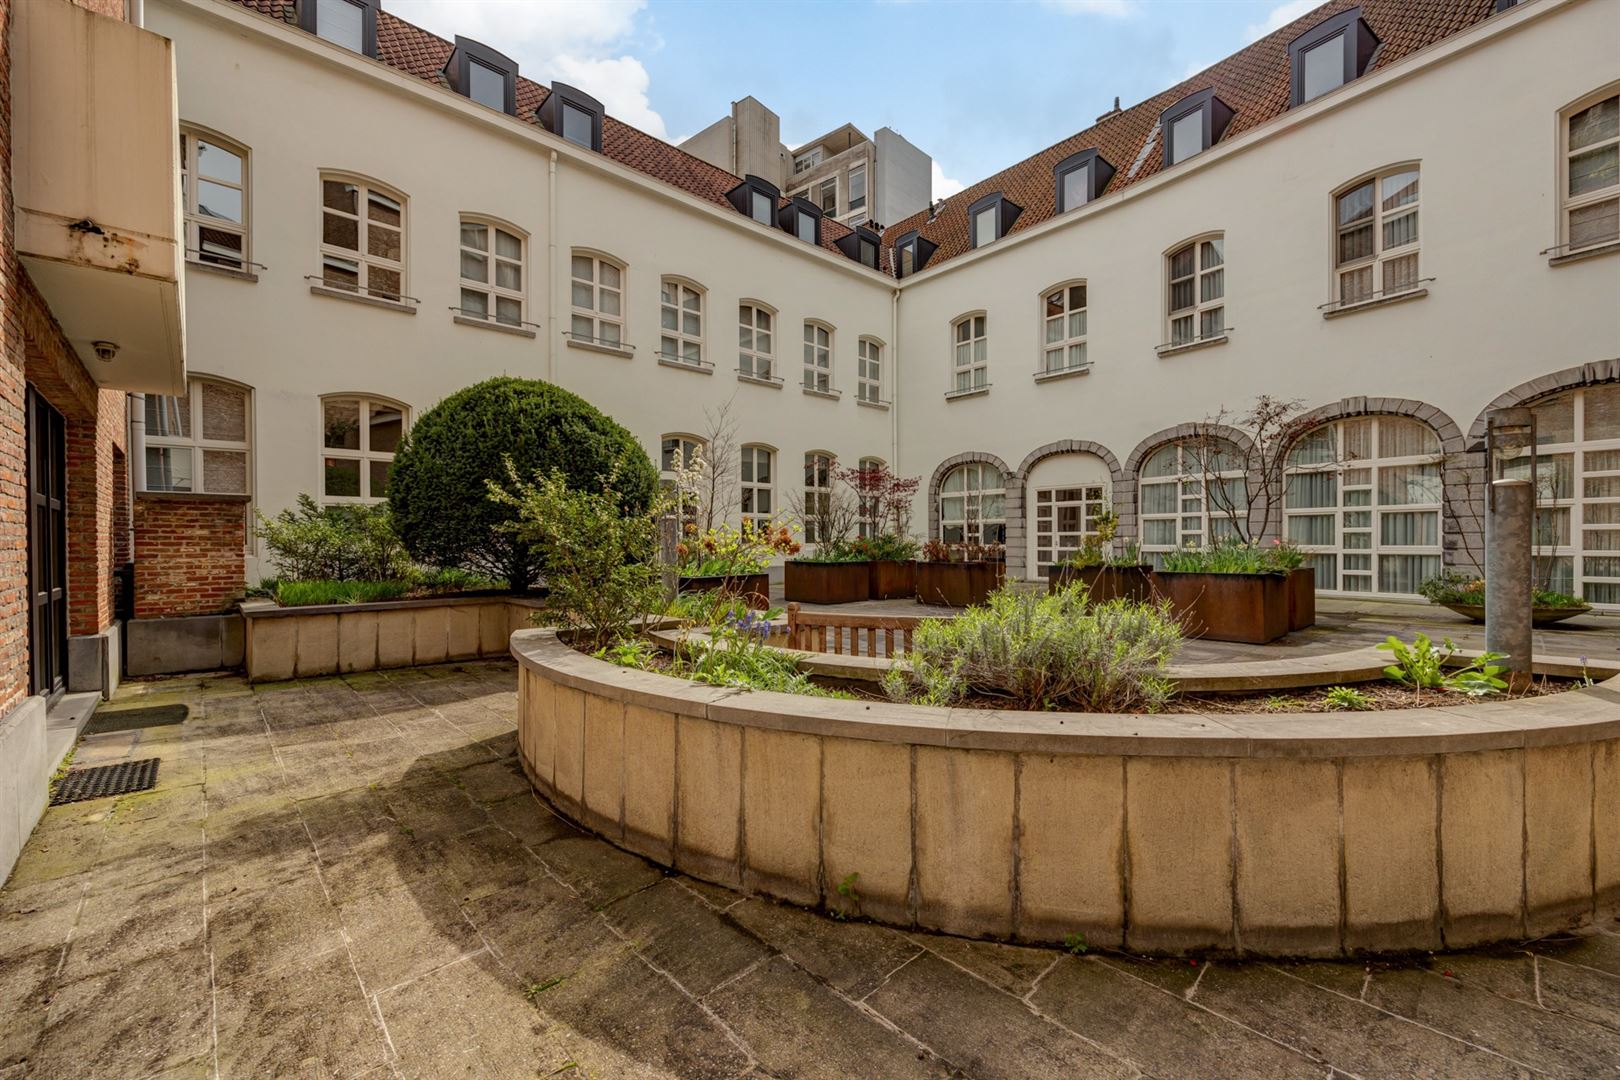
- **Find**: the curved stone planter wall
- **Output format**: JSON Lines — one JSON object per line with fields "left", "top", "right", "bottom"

{"left": 511, "top": 628, "right": 1620, "bottom": 957}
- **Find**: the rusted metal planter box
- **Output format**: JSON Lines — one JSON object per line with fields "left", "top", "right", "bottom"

{"left": 1286, "top": 568, "right": 1316, "bottom": 632}
{"left": 868, "top": 560, "right": 916, "bottom": 600}
{"left": 915, "top": 561, "right": 1003, "bottom": 607}
{"left": 676, "top": 573, "right": 771, "bottom": 609}
{"left": 784, "top": 561, "right": 870, "bottom": 605}
{"left": 1152, "top": 571, "right": 1289, "bottom": 644}
{"left": 1046, "top": 565, "right": 1155, "bottom": 604}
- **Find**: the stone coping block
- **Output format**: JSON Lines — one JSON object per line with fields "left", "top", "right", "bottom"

{"left": 512, "top": 627, "right": 1620, "bottom": 957}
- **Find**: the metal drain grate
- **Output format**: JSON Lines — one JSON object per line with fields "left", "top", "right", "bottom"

{"left": 50, "top": 759, "right": 160, "bottom": 805}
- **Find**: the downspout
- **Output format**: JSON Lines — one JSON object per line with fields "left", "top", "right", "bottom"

{"left": 546, "top": 150, "right": 558, "bottom": 382}
{"left": 129, "top": 0, "right": 144, "bottom": 28}
{"left": 129, "top": 394, "right": 147, "bottom": 495}
{"left": 889, "top": 286, "right": 900, "bottom": 471}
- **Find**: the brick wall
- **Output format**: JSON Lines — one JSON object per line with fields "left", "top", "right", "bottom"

{"left": 134, "top": 494, "right": 248, "bottom": 618}
{"left": 0, "top": 0, "right": 26, "bottom": 715}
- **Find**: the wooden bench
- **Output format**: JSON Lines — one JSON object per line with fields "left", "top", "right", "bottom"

{"left": 784, "top": 603, "right": 933, "bottom": 657}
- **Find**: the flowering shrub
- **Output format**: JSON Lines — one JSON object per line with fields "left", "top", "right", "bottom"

{"left": 678, "top": 519, "right": 800, "bottom": 577}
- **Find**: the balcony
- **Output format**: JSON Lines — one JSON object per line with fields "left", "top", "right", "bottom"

{"left": 13, "top": 0, "right": 185, "bottom": 394}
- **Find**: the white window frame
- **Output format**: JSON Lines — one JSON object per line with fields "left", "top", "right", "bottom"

{"left": 319, "top": 173, "right": 406, "bottom": 301}
{"left": 659, "top": 277, "right": 705, "bottom": 366}
{"left": 793, "top": 147, "right": 822, "bottom": 174}
{"left": 180, "top": 126, "right": 249, "bottom": 272}
{"left": 1138, "top": 440, "right": 1246, "bottom": 563}
{"left": 1559, "top": 85, "right": 1620, "bottom": 255}
{"left": 939, "top": 462, "right": 1006, "bottom": 545}
{"left": 1283, "top": 417, "right": 1444, "bottom": 597}
{"left": 741, "top": 445, "right": 775, "bottom": 527}
{"left": 951, "top": 313, "right": 988, "bottom": 393}
{"left": 1040, "top": 281, "right": 1088, "bottom": 375}
{"left": 803, "top": 451, "right": 835, "bottom": 544}
{"left": 848, "top": 164, "right": 867, "bottom": 214}
{"left": 1520, "top": 386, "right": 1620, "bottom": 606}
{"left": 1033, "top": 484, "right": 1109, "bottom": 567}
{"left": 857, "top": 337, "right": 883, "bottom": 403}
{"left": 142, "top": 375, "right": 253, "bottom": 497}
{"left": 458, "top": 217, "right": 526, "bottom": 327}
{"left": 1333, "top": 165, "right": 1421, "bottom": 307}
{"left": 660, "top": 433, "right": 704, "bottom": 530}
{"left": 569, "top": 250, "right": 625, "bottom": 348}
{"left": 857, "top": 455, "right": 885, "bottom": 538}
{"left": 738, "top": 302, "right": 776, "bottom": 380}
{"left": 815, "top": 177, "right": 838, "bottom": 217}
{"left": 1165, "top": 235, "right": 1225, "bottom": 347}
{"left": 803, "top": 321, "right": 833, "bottom": 392}
{"left": 319, "top": 394, "right": 408, "bottom": 505}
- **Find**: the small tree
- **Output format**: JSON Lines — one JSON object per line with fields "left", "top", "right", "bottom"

{"left": 387, "top": 377, "right": 657, "bottom": 591}
{"left": 1185, "top": 395, "right": 1309, "bottom": 543}
{"left": 789, "top": 458, "right": 860, "bottom": 548}
{"left": 839, "top": 461, "right": 920, "bottom": 537}
{"left": 254, "top": 495, "right": 407, "bottom": 581}
{"left": 695, "top": 397, "right": 740, "bottom": 532}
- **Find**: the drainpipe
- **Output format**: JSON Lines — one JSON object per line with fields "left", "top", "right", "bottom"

{"left": 129, "top": 0, "right": 144, "bottom": 28}
{"left": 546, "top": 150, "right": 558, "bottom": 383}
{"left": 889, "top": 287, "right": 900, "bottom": 472}
{"left": 129, "top": 394, "right": 146, "bottom": 494}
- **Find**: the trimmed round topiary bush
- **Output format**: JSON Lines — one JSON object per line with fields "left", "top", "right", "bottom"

{"left": 388, "top": 376, "right": 656, "bottom": 590}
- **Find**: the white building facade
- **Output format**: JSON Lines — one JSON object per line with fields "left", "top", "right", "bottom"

{"left": 146, "top": 0, "right": 1620, "bottom": 605}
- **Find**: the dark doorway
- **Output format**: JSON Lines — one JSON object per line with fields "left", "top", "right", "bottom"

{"left": 27, "top": 388, "right": 67, "bottom": 700}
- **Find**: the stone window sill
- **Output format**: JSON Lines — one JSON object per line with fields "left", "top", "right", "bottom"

{"left": 738, "top": 372, "right": 783, "bottom": 388}
{"left": 945, "top": 385, "right": 991, "bottom": 401}
{"left": 856, "top": 397, "right": 891, "bottom": 410}
{"left": 1033, "top": 363, "right": 1092, "bottom": 384}
{"left": 1549, "top": 239, "right": 1620, "bottom": 267}
{"left": 802, "top": 385, "right": 842, "bottom": 401}
{"left": 657, "top": 355, "right": 713, "bottom": 374}
{"left": 136, "top": 490, "right": 253, "bottom": 503}
{"left": 565, "top": 338, "right": 634, "bottom": 359}
{"left": 309, "top": 284, "right": 417, "bottom": 314}
{"left": 1320, "top": 287, "right": 1428, "bottom": 320}
{"left": 453, "top": 314, "right": 537, "bottom": 338}
{"left": 1155, "top": 334, "right": 1227, "bottom": 359}
{"left": 187, "top": 260, "right": 259, "bottom": 284}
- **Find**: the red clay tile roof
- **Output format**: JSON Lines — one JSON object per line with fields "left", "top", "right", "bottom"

{"left": 226, "top": 1, "right": 873, "bottom": 265}
{"left": 880, "top": 0, "right": 1498, "bottom": 273}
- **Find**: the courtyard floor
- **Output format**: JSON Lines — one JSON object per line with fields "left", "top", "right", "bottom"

{"left": 3, "top": 619, "right": 1620, "bottom": 1077}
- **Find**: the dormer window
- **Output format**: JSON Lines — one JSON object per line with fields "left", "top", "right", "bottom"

{"left": 967, "top": 193, "right": 1022, "bottom": 248}
{"left": 892, "top": 231, "right": 937, "bottom": 278}
{"left": 1053, "top": 149, "right": 1116, "bottom": 213}
{"left": 1288, "top": 8, "right": 1379, "bottom": 107}
{"left": 299, "top": 0, "right": 378, "bottom": 58}
{"left": 445, "top": 38, "right": 518, "bottom": 116}
{"left": 778, "top": 197, "right": 821, "bottom": 245}
{"left": 539, "top": 83, "right": 605, "bottom": 153}
{"left": 726, "top": 175, "right": 781, "bottom": 226}
{"left": 835, "top": 225, "right": 883, "bottom": 269}
{"left": 1161, "top": 89, "right": 1234, "bottom": 167}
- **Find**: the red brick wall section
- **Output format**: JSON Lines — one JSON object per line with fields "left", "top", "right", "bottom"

{"left": 0, "top": 0, "right": 27, "bottom": 716}
{"left": 134, "top": 495, "right": 247, "bottom": 618}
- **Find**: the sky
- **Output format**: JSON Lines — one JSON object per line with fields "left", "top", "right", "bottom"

{"left": 390, "top": 0, "right": 1324, "bottom": 199}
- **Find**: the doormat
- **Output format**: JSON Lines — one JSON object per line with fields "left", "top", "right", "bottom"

{"left": 50, "top": 758, "right": 160, "bottom": 806}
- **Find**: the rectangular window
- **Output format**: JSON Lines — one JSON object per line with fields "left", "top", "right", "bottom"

{"left": 1169, "top": 111, "right": 1204, "bottom": 165}
{"left": 741, "top": 446, "right": 774, "bottom": 526}
{"left": 795, "top": 211, "right": 817, "bottom": 244}
{"left": 467, "top": 58, "right": 505, "bottom": 111}
{"left": 143, "top": 378, "right": 251, "bottom": 496}
{"left": 1300, "top": 35, "right": 1345, "bottom": 102}
{"left": 1335, "top": 168, "right": 1419, "bottom": 306}
{"left": 459, "top": 221, "right": 524, "bottom": 326}
{"left": 1167, "top": 237, "right": 1223, "bottom": 346}
{"left": 1061, "top": 165, "right": 1089, "bottom": 212}
{"left": 794, "top": 148, "right": 822, "bottom": 174}
{"left": 803, "top": 323, "right": 832, "bottom": 392}
{"left": 660, "top": 280, "right": 704, "bottom": 365}
{"left": 858, "top": 339, "right": 882, "bottom": 403}
{"left": 180, "top": 130, "right": 248, "bottom": 272}
{"left": 1042, "top": 283, "right": 1087, "bottom": 373}
{"left": 953, "top": 315, "right": 988, "bottom": 392}
{"left": 848, "top": 166, "right": 867, "bottom": 212}
{"left": 973, "top": 205, "right": 998, "bottom": 247}
{"left": 561, "top": 103, "right": 594, "bottom": 148}
{"left": 1034, "top": 486, "right": 1108, "bottom": 566}
{"left": 322, "top": 396, "right": 404, "bottom": 504}
{"left": 899, "top": 244, "right": 916, "bottom": 277}
{"left": 738, "top": 303, "right": 774, "bottom": 379}
{"left": 320, "top": 176, "right": 404, "bottom": 301}
{"left": 803, "top": 452, "right": 834, "bottom": 544}
{"left": 817, "top": 178, "right": 837, "bottom": 217}
{"left": 570, "top": 253, "right": 623, "bottom": 346}
{"left": 315, "top": 0, "right": 363, "bottom": 51}
{"left": 1564, "top": 92, "right": 1619, "bottom": 253}
{"left": 750, "top": 190, "right": 774, "bottom": 225}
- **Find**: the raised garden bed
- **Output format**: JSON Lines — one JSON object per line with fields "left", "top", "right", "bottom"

{"left": 868, "top": 560, "right": 916, "bottom": 601}
{"left": 1046, "top": 564, "right": 1154, "bottom": 603}
{"left": 676, "top": 573, "right": 771, "bottom": 609}
{"left": 784, "top": 561, "right": 869, "bottom": 605}
{"left": 914, "top": 561, "right": 1003, "bottom": 607}
{"left": 1286, "top": 568, "right": 1315, "bottom": 632}
{"left": 1152, "top": 571, "right": 1292, "bottom": 645}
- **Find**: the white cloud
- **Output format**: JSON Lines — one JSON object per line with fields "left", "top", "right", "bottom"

{"left": 1042, "top": 0, "right": 1136, "bottom": 15}
{"left": 387, "top": 0, "right": 667, "bottom": 136}
{"left": 1243, "top": 0, "right": 1318, "bottom": 42}
{"left": 931, "top": 161, "right": 967, "bottom": 200}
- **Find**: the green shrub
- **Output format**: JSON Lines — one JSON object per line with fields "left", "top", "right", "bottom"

{"left": 491, "top": 464, "right": 664, "bottom": 652}
{"left": 1417, "top": 570, "right": 1589, "bottom": 611}
{"left": 1377, "top": 633, "right": 1508, "bottom": 697}
{"left": 882, "top": 585, "right": 1182, "bottom": 712}
{"left": 1159, "top": 536, "right": 1304, "bottom": 575}
{"left": 845, "top": 533, "right": 920, "bottom": 562}
{"left": 1323, "top": 685, "right": 1373, "bottom": 711}
{"left": 274, "top": 579, "right": 412, "bottom": 606}
{"left": 254, "top": 495, "right": 408, "bottom": 581}
{"left": 388, "top": 377, "right": 657, "bottom": 590}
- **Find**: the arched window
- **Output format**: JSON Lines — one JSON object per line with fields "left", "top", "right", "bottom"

{"left": 570, "top": 251, "right": 625, "bottom": 347}
{"left": 180, "top": 127, "right": 249, "bottom": 272}
{"left": 321, "top": 394, "right": 407, "bottom": 504}
{"left": 659, "top": 278, "right": 705, "bottom": 367}
{"left": 1560, "top": 85, "right": 1619, "bottom": 255}
{"left": 1520, "top": 385, "right": 1620, "bottom": 604}
{"left": 458, "top": 217, "right": 526, "bottom": 326}
{"left": 738, "top": 302, "right": 775, "bottom": 380}
{"left": 319, "top": 174, "right": 406, "bottom": 301}
{"left": 951, "top": 313, "right": 988, "bottom": 393}
{"left": 802, "top": 451, "right": 836, "bottom": 543}
{"left": 1283, "top": 416, "right": 1441, "bottom": 595}
{"left": 803, "top": 321, "right": 833, "bottom": 392}
{"left": 1040, "top": 282, "right": 1088, "bottom": 375}
{"left": 1165, "top": 235, "right": 1224, "bottom": 347}
{"left": 1333, "top": 166, "right": 1420, "bottom": 307}
{"left": 660, "top": 433, "right": 704, "bottom": 530}
{"left": 857, "top": 338, "right": 883, "bottom": 404}
{"left": 856, "top": 456, "right": 886, "bottom": 537}
{"left": 939, "top": 462, "right": 1005, "bottom": 545}
{"left": 1138, "top": 439, "right": 1246, "bottom": 563}
{"left": 143, "top": 376, "right": 252, "bottom": 496}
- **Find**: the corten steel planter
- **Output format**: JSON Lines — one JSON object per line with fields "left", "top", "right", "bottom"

{"left": 868, "top": 560, "right": 917, "bottom": 600}
{"left": 676, "top": 573, "right": 771, "bottom": 609}
{"left": 1152, "top": 571, "right": 1290, "bottom": 644}
{"left": 1047, "top": 565, "right": 1154, "bottom": 604}
{"left": 1440, "top": 602, "right": 1591, "bottom": 628}
{"left": 1286, "top": 568, "right": 1317, "bottom": 632}
{"left": 915, "top": 561, "right": 1003, "bottom": 607}
{"left": 784, "top": 561, "right": 871, "bottom": 605}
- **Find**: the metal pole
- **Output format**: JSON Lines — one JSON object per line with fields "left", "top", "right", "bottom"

{"left": 659, "top": 512, "right": 679, "bottom": 606}
{"left": 1485, "top": 477, "right": 1534, "bottom": 691}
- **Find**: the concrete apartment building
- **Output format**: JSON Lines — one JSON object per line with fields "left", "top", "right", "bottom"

{"left": 680, "top": 96, "right": 933, "bottom": 227}
{"left": 1, "top": 0, "right": 187, "bottom": 876}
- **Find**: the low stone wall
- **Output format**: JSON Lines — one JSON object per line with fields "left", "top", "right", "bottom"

{"left": 243, "top": 596, "right": 543, "bottom": 681}
{"left": 512, "top": 627, "right": 1620, "bottom": 957}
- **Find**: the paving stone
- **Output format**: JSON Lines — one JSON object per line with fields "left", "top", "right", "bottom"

{"left": 203, "top": 816, "right": 319, "bottom": 902}
{"left": 34, "top": 947, "right": 213, "bottom": 1079}
{"left": 708, "top": 954, "right": 953, "bottom": 1077}
{"left": 207, "top": 875, "right": 345, "bottom": 987}
{"left": 728, "top": 897, "right": 921, "bottom": 999}
{"left": 0, "top": 948, "right": 58, "bottom": 1067}
{"left": 213, "top": 946, "right": 388, "bottom": 1079}
{"left": 339, "top": 879, "right": 484, "bottom": 992}
{"left": 426, "top": 825, "right": 543, "bottom": 905}
{"left": 1534, "top": 928, "right": 1620, "bottom": 977}
{"left": 6, "top": 819, "right": 106, "bottom": 889}
{"left": 447, "top": 758, "right": 531, "bottom": 805}
{"left": 311, "top": 825, "right": 442, "bottom": 907}
{"left": 1030, "top": 956, "right": 1326, "bottom": 1078}
{"left": 481, "top": 791, "right": 580, "bottom": 850}
{"left": 375, "top": 955, "right": 570, "bottom": 1079}
{"left": 530, "top": 833, "right": 662, "bottom": 908}
{"left": 0, "top": 876, "right": 85, "bottom": 961}
{"left": 910, "top": 931, "right": 1060, "bottom": 996}
{"left": 459, "top": 878, "right": 620, "bottom": 989}
{"left": 382, "top": 778, "right": 491, "bottom": 840}
{"left": 59, "top": 872, "right": 204, "bottom": 982}
{"left": 600, "top": 878, "right": 772, "bottom": 998}
{"left": 865, "top": 952, "right": 1140, "bottom": 1079}
{"left": 1440, "top": 952, "right": 1620, "bottom": 1034}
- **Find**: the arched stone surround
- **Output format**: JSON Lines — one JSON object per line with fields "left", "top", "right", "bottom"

{"left": 1013, "top": 441, "right": 1127, "bottom": 577}
{"left": 926, "top": 450, "right": 1019, "bottom": 567}
{"left": 1466, "top": 358, "right": 1620, "bottom": 443}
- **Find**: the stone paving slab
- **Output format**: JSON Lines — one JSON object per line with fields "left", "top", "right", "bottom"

{"left": 0, "top": 660, "right": 1617, "bottom": 1078}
